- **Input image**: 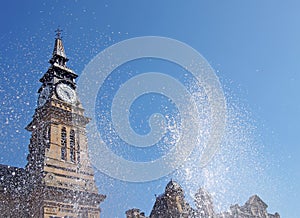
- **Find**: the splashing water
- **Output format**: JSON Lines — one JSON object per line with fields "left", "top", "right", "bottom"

{"left": 173, "top": 83, "right": 270, "bottom": 213}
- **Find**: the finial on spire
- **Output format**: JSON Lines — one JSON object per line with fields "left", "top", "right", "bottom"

{"left": 50, "top": 28, "right": 68, "bottom": 66}
{"left": 55, "top": 27, "right": 62, "bottom": 39}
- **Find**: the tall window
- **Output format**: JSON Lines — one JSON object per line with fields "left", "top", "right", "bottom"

{"left": 61, "top": 127, "right": 67, "bottom": 160}
{"left": 70, "top": 130, "right": 75, "bottom": 163}
{"left": 77, "top": 140, "right": 80, "bottom": 165}
{"left": 46, "top": 125, "right": 51, "bottom": 148}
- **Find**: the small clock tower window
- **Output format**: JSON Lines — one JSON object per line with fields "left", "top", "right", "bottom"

{"left": 70, "top": 130, "right": 75, "bottom": 163}
{"left": 77, "top": 141, "right": 80, "bottom": 165}
{"left": 61, "top": 127, "right": 67, "bottom": 160}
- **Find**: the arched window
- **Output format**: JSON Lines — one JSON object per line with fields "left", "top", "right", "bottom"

{"left": 70, "top": 130, "right": 75, "bottom": 163}
{"left": 61, "top": 127, "right": 67, "bottom": 160}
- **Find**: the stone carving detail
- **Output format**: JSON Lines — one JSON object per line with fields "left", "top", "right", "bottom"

{"left": 44, "top": 172, "right": 57, "bottom": 184}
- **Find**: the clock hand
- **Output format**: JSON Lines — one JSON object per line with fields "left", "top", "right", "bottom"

{"left": 64, "top": 90, "right": 71, "bottom": 98}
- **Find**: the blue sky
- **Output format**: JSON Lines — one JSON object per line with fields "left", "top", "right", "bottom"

{"left": 0, "top": 1, "right": 299, "bottom": 217}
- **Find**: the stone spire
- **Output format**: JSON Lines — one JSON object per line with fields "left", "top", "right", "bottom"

{"left": 194, "top": 188, "right": 215, "bottom": 218}
{"left": 49, "top": 28, "right": 69, "bottom": 67}
{"left": 149, "top": 180, "right": 194, "bottom": 218}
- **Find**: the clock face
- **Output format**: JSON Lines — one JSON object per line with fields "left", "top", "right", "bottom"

{"left": 38, "top": 86, "right": 50, "bottom": 107}
{"left": 56, "top": 83, "right": 76, "bottom": 104}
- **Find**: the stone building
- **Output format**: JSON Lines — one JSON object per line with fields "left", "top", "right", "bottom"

{"left": 0, "top": 32, "right": 281, "bottom": 218}
{"left": 126, "top": 181, "right": 280, "bottom": 218}
{"left": 0, "top": 32, "right": 105, "bottom": 217}
{"left": 216, "top": 195, "right": 280, "bottom": 218}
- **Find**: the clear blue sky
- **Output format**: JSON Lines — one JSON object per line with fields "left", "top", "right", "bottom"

{"left": 0, "top": 1, "right": 299, "bottom": 217}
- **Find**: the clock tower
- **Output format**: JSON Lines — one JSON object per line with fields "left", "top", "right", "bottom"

{"left": 25, "top": 30, "right": 106, "bottom": 218}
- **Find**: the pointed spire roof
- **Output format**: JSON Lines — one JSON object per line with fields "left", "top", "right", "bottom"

{"left": 49, "top": 28, "right": 69, "bottom": 66}
{"left": 245, "top": 195, "right": 268, "bottom": 209}
{"left": 39, "top": 29, "right": 77, "bottom": 86}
